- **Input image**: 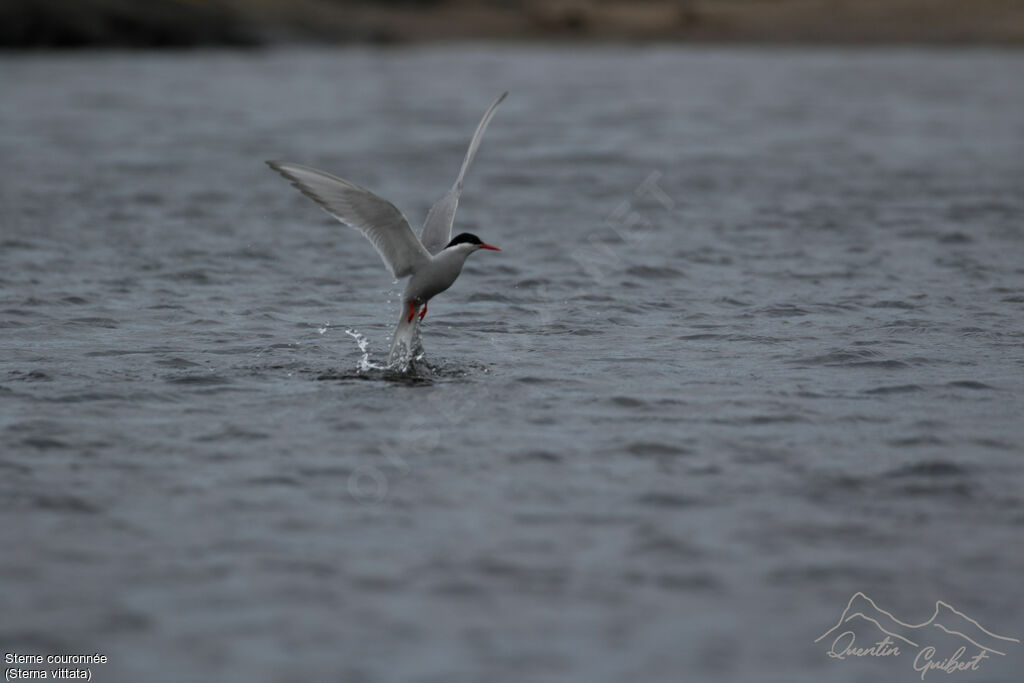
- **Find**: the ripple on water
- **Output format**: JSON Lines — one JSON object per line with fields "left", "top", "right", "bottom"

{"left": 627, "top": 441, "right": 691, "bottom": 458}
{"left": 21, "top": 437, "right": 70, "bottom": 450}
{"left": 767, "top": 564, "right": 893, "bottom": 587}
{"left": 467, "top": 292, "right": 517, "bottom": 303}
{"left": 794, "top": 351, "right": 905, "bottom": 369}
{"left": 725, "top": 334, "right": 787, "bottom": 344}
{"left": 316, "top": 369, "right": 435, "bottom": 386}
{"left": 241, "top": 475, "right": 302, "bottom": 487}
{"left": 841, "top": 359, "right": 911, "bottom": 369}
{"left": 736, "top": 413, "right": 809, "bottom": 425}
{"left": 678, "top": 333, "right": 727, "bottom": 341}
{"left": 945, "top": 380, "right": 995, "bottom": 390}
{"left": 565, "top": 327, "right": 601, "bottom": 336}
{"left": 882, "top": 318, "right": 936, "bottom": 334}
{"left": 67, "top": 317, "right": 119, "bottom": 328}
{"left": 938, "top": 231, "right": 972, "bottom": 244}
{"left": 46, "top": 392, "right": 124, "bottom": 403}
{"left": 8, "top": 370, "right": 52, "bottom": 381}
{"left": 634, "top": 492, "right": 701, "bottom": 509}
{"left": 162, "top": 270, "right": 215, "bottom": 285}
{"left": 195, "top": 426, "right": 270, "bottom": 442}
{"left": 862, "top": 384, "right": 924, "bottom": 395}
{"left": 509, "top": 450, "right": 562, "bottom": 464}
{"left": 957, "top": 326, "right": 1006, "bottom": 340}
{"left": 154, "top": 357, "right": 202, "bottom": 368}
{"left": 869, "top": 300, "right": 919, "bottom": 309}
{"left": 971, "top": 438, "right": 1015, "bottom": 451}
{"left": 797, "top": 348, "right": 883, "bottom": 365}
{"left": 888, "top": 435, "right": 946, "bottom": 447}
{"left": 515, "top": 375, "right": 567, "bottom": 385}
{"left": 99, "top": 610, "right": 153, "bottom": 634}
{"left": 880, "top": 460, "right": 973, "bottom": 498}
{"left": 886, "top": 460, "right": 969, "bottom": 478}
{"left": 623, "top": 265, "right": 685, "bottom": 279}
{"left": 752, "top": 304, "right": 811, "bottom": 317}
{"left": 653, "top": 573, "right": 723, "bottom": 593}
{"left": 30, "top": 494, "right": 103, "bottom": 514}
{"left": 165, "top": 374, "right": 232, "bottom": 385}
{"left": 608, "top": 395, "right": 649, "bottom": 409}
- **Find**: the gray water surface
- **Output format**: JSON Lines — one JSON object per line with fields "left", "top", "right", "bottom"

{"left": 2, "top": 46, "right": 1023, "bottom": 682}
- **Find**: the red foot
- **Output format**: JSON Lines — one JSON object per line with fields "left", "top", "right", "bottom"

{"left": 419, "top": 302, "right": 428, "bottom": 321}
{"left": 407, "top": 301, "right": 416, "bottom": 323}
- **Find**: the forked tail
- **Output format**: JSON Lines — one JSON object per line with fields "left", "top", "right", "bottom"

{"left": 387, "top": 303, "right": 423, "bottom": 368}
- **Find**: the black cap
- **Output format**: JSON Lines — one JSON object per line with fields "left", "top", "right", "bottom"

{"left": 444, "top": 232, "right": 484, "bottom": 249}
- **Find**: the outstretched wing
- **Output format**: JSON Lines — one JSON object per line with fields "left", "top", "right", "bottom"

{"left": 267, "top": 161, "right": 431, "bottom": 278}
{"left": 419, "top": 92, "right": 508, "bottom": 254}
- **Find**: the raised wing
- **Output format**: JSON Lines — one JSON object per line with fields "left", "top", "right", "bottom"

{"left": 267, "top": 161, "right": 431, "bottom": 278}
{"left": 420, "top": 92, "right": 508, "bottom": 254}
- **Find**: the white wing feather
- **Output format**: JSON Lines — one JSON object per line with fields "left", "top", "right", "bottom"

{"left": 267, "top": 161, "right": 430, "bottom": 278}
{"left": 420, "top": 92, "right": 507, "bottom": 254}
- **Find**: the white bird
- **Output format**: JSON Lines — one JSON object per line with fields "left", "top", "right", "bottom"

{"left": 267, "top": 92, "right": 507, "bottom": 365}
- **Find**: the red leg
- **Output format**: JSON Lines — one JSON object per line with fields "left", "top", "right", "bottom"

{"left": 418, "top": 301, "right": 428, "bottom": 321}
{"left": 407, "top": 301, "right": 417, "bottom": 323}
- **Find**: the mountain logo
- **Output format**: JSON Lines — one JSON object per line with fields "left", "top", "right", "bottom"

{"left": 815, "top": 592, "right": 1020, "bottom": 678}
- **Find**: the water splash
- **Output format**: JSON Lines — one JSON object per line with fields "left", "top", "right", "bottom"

{"left": 386, "top": 313, "right": 425, "bottom": 373}
{"left": 345, "top": 329, "right": 387, "bottom": 372}
{"left": 345, "top": 327, "right": 424, "bottom": 374}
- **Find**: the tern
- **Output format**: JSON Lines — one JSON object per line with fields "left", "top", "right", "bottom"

{"left": 267, "top": 92, "right": 507, "bottom": 365}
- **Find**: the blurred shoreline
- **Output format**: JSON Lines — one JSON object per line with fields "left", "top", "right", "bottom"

{"left": 2, "top": 0, "right": 1024, "bottom": 49}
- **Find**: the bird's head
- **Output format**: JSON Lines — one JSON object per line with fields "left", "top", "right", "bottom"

{"left": 444, "top": 232, "right": 501, "bottom": 255}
